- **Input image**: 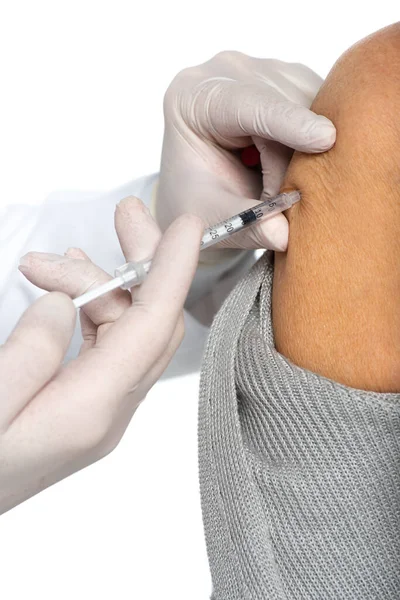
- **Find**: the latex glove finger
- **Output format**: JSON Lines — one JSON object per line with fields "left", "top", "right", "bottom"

{"left": 79, "top": 310, "right": 98, "bottom": 354}
{"left": 19, "top": 249, "right": 131, "bottom": 326}
{"left": 0, "top": 293, "right": 76, "bottom": 429}
{"left": 253, "top": 136, "right": 294, "bottom": 198}
{"left": 197, "top": 80, "right": 336, "bottom": 152}
{"left": 114, "top": 195, "right": 162, "bottom": 263}
{"left": 114, "top": 195, "right": 163, "bottom": 303}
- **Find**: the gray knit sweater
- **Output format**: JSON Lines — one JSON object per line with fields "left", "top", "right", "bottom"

{"left": 199, "top": 251, "right": 400, "bottom": 599}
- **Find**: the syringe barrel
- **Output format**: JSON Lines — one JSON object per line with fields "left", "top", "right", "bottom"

{"left": 201, "top": 215, "right": 244, "bottom": 250}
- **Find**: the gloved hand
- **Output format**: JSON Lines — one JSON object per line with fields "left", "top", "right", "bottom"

{"left": 157, "top": 52, "right": 336, "bottom": 251}
{"left": 0, "top": 197, "right": 203, "bottom": 515}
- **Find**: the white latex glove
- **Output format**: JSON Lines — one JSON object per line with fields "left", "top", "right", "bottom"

{"left": 0, "top": 197, "right": 203, "bottom": 515}
{"left": 158, "top": 52, "right": 336, "bottom": 251}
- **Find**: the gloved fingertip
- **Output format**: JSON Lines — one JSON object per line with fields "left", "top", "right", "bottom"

{"left": 307, "top": 117, "right": 336, "bottom": 152}
{"left": 261, "top": 185, "right": 281, "bottom": 201}
{"left": 33, "top": 291, "right": 77, "bottom": 325}
{"left": 116, "top": 195, "right": 148, "bottom": 214}
{"left": 65, "top": 247, "right": 87, "bottom": 260}
{"left": 259, "top": 218, "right": 289, "bottom": 252}
{"left": 268, "top": 235, "right": 288, "bottom": 253}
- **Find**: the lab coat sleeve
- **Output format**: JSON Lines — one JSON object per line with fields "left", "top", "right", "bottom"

{"left": 0, "top": 174, "right": 255, "bottom": 379}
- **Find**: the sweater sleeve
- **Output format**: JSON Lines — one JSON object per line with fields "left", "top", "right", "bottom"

{"left": 199, "top": 252, "right": 400, "bottom": 599}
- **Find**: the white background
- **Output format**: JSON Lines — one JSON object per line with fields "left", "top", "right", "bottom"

{"left": 0, "top": 2, "right": 398, "bottom": 599}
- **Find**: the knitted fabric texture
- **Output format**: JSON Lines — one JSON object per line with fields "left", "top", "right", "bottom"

{"left": 199, "top": 251, "right": 400, "bottom": 600}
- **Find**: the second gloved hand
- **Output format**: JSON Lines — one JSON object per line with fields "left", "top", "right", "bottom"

{"left": 0, "top": 198, "right": 203, "bottom": 515}
{"left": 157, "top": 52, "right": 336, "bottom": 251}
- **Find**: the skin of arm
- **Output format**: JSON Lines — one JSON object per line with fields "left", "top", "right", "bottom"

{"left": 272, "top": 23, "right": 400, "bottom": 393}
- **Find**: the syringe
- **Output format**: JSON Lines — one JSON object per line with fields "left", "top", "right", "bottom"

{"left": 72, "top": 190, "right": 300, "bottom": 309}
